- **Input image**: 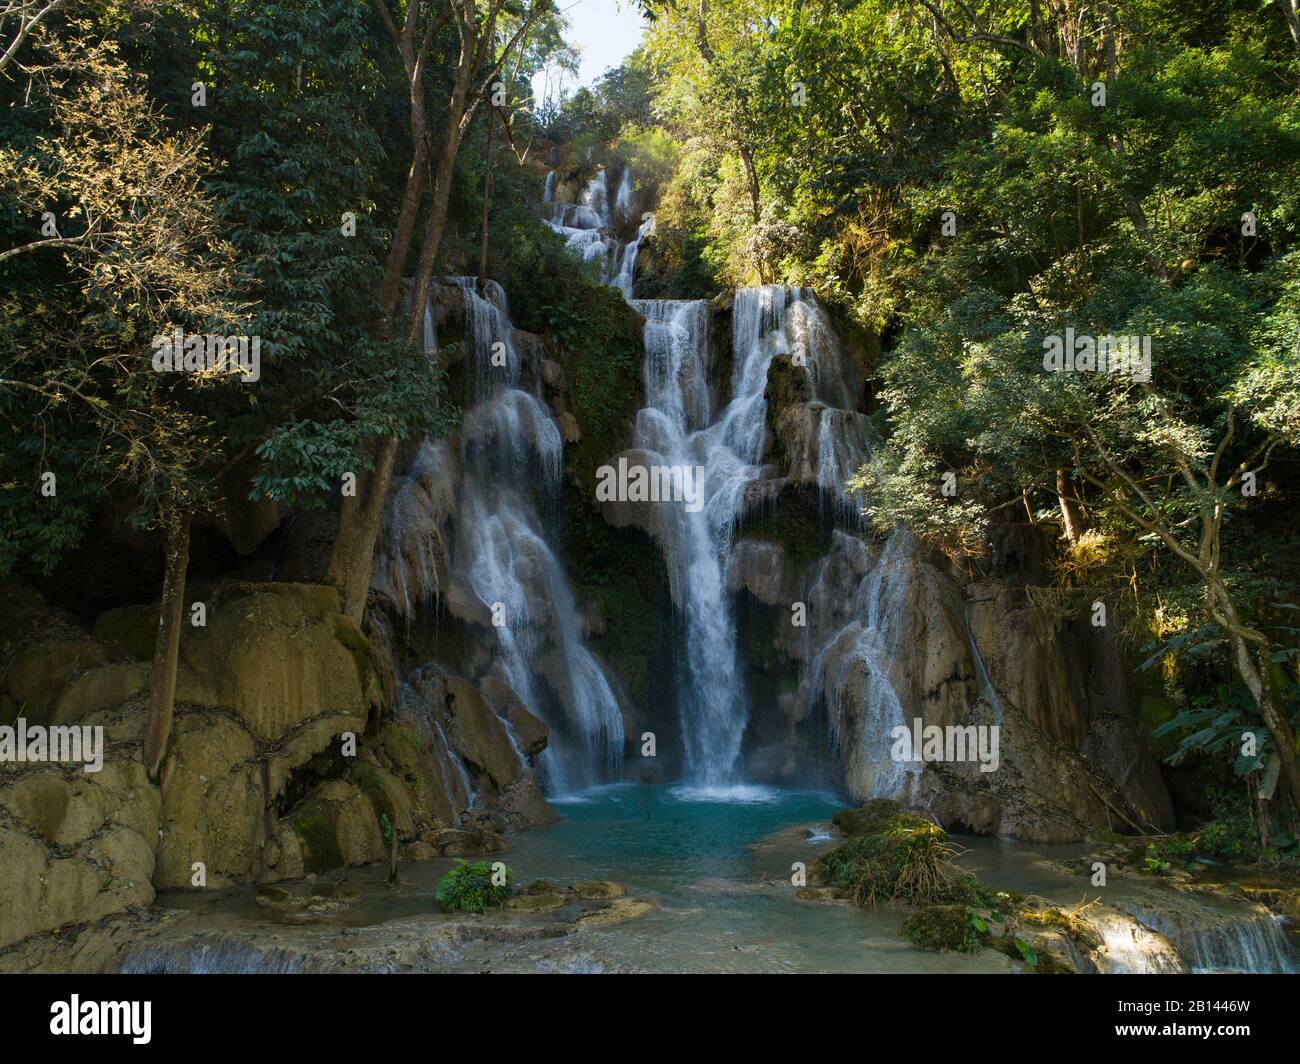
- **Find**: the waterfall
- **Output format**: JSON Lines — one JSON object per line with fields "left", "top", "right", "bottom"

{"left": 627, "top": 299, "right": 745, "bottom": 787}
{"left": 621, "top": 289, "right": 858, "bottom": 788}
{"left": 1114, "top": 900, "right": 1296, "bottom": 973}
{"left": 1087, "top": 911, "right": 1187, "bottom": 974}
{"left": 613, "top": 214, "right": 654, "bottom": 298}
{"left": 614, "top": 167, "right": 633, "bottom": 216}
{"left": 446, "top": 282, "right": 624, "bottom": 791}
{"left": 383, "top": 276, "right": 624, "bottom": 796}
{"left": 546, "top": 165, "right": 895, "bottom": 795}
{"left": 545, "top": 168, "right": 649, "bottom": 294}
{"left": 443, "top": 277, "right": 521, "bottom": 396}
{"left": 803, "top": 532, "right": 921, "bottom": 800}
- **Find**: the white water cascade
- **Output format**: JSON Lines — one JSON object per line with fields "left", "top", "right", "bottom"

{"left": 546, "top": 167, "right": 652, "bottom": 297}
{"left": 382, "top": 278, "right": 624, "bottom": 794}
{"left": 621, "top": 288, "right": 875, "bottom": 788}
{"left": 544, "top": 163, "right": 913, "bottom": 798}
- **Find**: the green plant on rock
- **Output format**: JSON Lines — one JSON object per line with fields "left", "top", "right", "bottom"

{"left": 819, "top": 813, "right": 956, "bottom": 907}
{"left": 435, "top": 860, "right": 512, "bottom": 913}
{"left": 1142, "top": 837, "right": 1195, "bottom": 876}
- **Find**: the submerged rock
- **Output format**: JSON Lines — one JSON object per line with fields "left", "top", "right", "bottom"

{"left": 571, "top": 880, "right": 626, "bottom": 900}
{"left": 576, "top": 898, "right": 654, "bottom": 928}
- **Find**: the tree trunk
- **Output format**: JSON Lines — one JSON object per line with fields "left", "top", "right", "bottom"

{"left": 1055, "top": 468, "right": 1085, "bottom": 542}
{"left": 406, "top": 25, "right": 476, "bottom": 346}
{"left": 478, "top": 106, "right": 494, "bottom": 292}
{"left": 380, "top": 135, "right": 428, "bottom": 318}
{"left": 323, "top": 436, "right": 398, "bottom": 622}
{"left": 739, "top": 143, "right": 761, "bottom": 224}
{"left": 1220, "top": 601, "right": 1300, "bottom": 814}
{"left": 144, "top": 513, "right": 191, "bottom": 781}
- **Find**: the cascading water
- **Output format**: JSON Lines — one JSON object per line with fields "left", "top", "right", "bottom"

{"left": 802, "top": 532, "right": 921, "bottom": 800}
{"left": 385, "top": 277, "right": 624, "bottom": 795}
{"left": 545, "top": 166, "right": 652, "bottom": 296}
{"left": 618, "top": 288, "right": 875, "bottom": 789}
{"left": 535, "top": 158, "right": 901, "bottom": 790}
{"left": 628, "top": 299, "right": 746, "bottom": 788}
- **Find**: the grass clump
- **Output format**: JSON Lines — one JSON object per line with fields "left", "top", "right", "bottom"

{"left": 435, "top": 860, "right": 512, "bottom": 913}
{"left": 818, "top": 812, "right": 956, "bottom": 907}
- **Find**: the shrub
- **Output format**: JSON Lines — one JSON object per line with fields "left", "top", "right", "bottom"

{"left": 435, "top": 860, "right": 512, "bottom": 913}
{"left": 818, "top": 813, "right": 956, "bottom": 907}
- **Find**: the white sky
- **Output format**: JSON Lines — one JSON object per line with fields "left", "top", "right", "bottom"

{"left": 532, "top": 0, "right": 647, "bottom": 109}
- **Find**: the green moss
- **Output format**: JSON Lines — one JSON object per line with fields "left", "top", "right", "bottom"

{"left": 332, "top": 616, "right": 385, "bottom": 706}
{"left": 831, "top": 800, "right": 913, "bottom": 838}
{"left": 562, "top": 506, "right": 673, "bottom": 725}
{"left": 985, "top": 934, "right": 1075, "bottom": 973}
{"left": 560, "top": 286, "right": 645, "bottom": 495}
{"left": 817, "top": 812, "right": 955, "bottom": 907}
{"left": 288, "top": 798, "right": 342, "bottom": 874}
{"left": 352, "top": 763, "right": 395, "bottom": 830}
{"left": 738, "top": 486, "right": 833, "bottom": 568}
{"left": 1017, "top": 906, "right": 1103, "bottom": 952}
{"left": 274, "top": 739, "right": 348, "bottom": 818}
{"left": 1141, "top": 693, "right": 1181, "bottom": 760}
{"left": 900, "top": 904, "right": 981, "bottom": 953}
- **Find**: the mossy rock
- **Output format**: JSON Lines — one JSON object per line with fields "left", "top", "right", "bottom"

{"left": 504, "top": 892, "right": 566, "bottom": 911}
{"left": 1016, "top": 905, "right": 1103, "bottom": 952}
{"left": 571, "top": 879, "right": 625, "bottom": 900}
{"left": 286, "top": 798, "right": 343, "bottom": 874}
{"left": 986, "top": 933, "right": 1078, "bottom": 974}
{"left": 817, "top": 812, "right": 953, "bottom": 907}
{"left": 832, "top": 799, "right": 912, "bottom": 838}
{"left": 900, "top": 905, "right": 981, "bottom": 953}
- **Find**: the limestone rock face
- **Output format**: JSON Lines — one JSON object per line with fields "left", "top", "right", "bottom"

{"left": 443, "top": 677, "right": 521, "bottom": 789}
{"left": 0, "top": 639, "right": 122, "bottom": 726}
{"left": 480, "top": 676, "right": 549, "bottom": 757}
{"left": 399, "top": 666, "right": 558, "bottom": 833}
{"left": 370, "top": 441, "right": 458, "bottom": 624}
{"left": 174, "top": 582, "right": 388, "bottom": 741}
{"left": 751, "top": 528, "right": 1173, "bottom": 842}
{"left": 0, "top": 566, "right": 563, "bottom": 952}
{"left": 0, "top": 711, "right": 160, "bottom": 950}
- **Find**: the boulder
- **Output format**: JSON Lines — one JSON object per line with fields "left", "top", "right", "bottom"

{"left": 174, "top": 582, "right": 388, "bottom": 741}
{"left": 442, "top": 677, "right": 521, "bottom": 789}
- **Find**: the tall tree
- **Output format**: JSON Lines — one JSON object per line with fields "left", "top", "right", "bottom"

{"left": 325, "top": 0, "right": 552, "bottom": 622}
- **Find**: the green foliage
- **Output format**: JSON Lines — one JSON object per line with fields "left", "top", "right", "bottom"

{"left": 1142, "top": 837, "right": 1195, "bottom": 875}
{"left": 1192, "top": 788, "right": 1300, "bottom": 867}
{"left": 819, "top": 812, "right": 957, "bottom": 907}
{"left": 435, "top": 860, "right": 513, "bottom": 913}
{"left": 542, "top": 50, "right": 656, "bottom": 145}
{"left": 1013, "top": 938, "right": 1039, "bottom": 968}
{"left": 191, "top": 0, "right": 450, "bottom": 508}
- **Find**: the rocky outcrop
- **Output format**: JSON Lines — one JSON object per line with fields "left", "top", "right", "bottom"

{"left": 0, "top": 580, "right": 555, "bottom": 953}
{"left": 0, "top": 707, "right": 159, "bottom": 950}
{"left": 711, "top": 291, "right": 1174, "bottom": 842}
